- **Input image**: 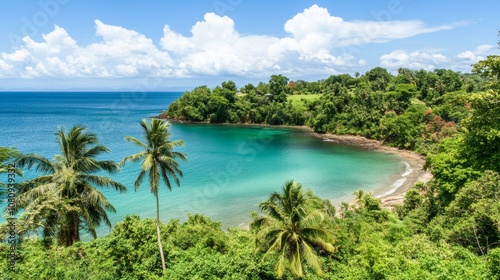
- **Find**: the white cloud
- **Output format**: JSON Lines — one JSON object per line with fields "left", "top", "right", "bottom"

{"left": 381, "top": 45, "right": 500, "bottom": 72}
{"left": 161, "top": 13, "right": 279, "bottom": 76}
{"left": 457, "top": 44, "right": 496, "bottom": 63}
{"left": 282, "top": 5, "right": 457, "bottom": 50}
{"left": 380, "top": 50, "right": 449, "bottom": 70}
{"left": 157, "top": 5, "right": 458, "bottom": 77}
{"left": 0, "top": 5, "right": 466, "bottom": 83}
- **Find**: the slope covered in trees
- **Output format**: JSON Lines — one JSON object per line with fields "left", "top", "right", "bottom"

{"left": 164, "top": 68, "right": 484, "bottom": 150}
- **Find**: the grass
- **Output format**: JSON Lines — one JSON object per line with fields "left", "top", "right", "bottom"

{"left": 287, "top": 94, "right": 321, "bottom": 109}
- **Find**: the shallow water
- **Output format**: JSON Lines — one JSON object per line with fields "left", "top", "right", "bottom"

{"left": 0, "top": 91, "right": 406, "bottom": 237}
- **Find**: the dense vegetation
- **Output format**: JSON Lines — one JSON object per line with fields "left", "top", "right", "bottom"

{"left": 163, "top": 69, "right": 484, "bottom": 150}
{"left": 1, "top": 54, "right": 500, "bottom": 278}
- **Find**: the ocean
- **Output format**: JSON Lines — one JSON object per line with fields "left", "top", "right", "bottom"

{"left": 0, "top": 91, "right": 406, "bottom": 237}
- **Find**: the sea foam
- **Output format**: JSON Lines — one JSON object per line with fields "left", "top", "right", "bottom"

{"left": 379, "top": 161, "right": 412, "bottom": 197}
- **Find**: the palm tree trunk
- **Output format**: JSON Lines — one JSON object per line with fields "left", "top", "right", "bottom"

{"left": 155, "top": 193, "right": 167, "bottom": 273}
{"left": 59, "top": 212, "right": 80, "bottom": 246}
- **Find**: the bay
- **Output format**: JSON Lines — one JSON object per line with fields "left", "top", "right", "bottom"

{"left": 0, "top": 92, "right": 405, "bottom": 237}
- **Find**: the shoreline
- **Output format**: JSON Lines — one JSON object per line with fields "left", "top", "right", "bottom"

{"left": 160, "top": 116, "right": 432, "bottom": 206}
{"left": 309, "top": 133, "right": 432, "bottom": 206}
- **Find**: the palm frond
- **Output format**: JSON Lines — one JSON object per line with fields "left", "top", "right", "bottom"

{"left": 132, "top": 169, "right": 147, "bottom": 190}
{"left": 15, "top": 154, "right": 54, "bottom": 173}
{"left": 149, "top": 162, "right": 160, "bottom": 194}
{"left": 276, "top": 253, "right": 286, "bottom": 279}
{"left": 120, "top": 152, "right": 147, "bottom": 167}
{"left": 79, "top": 174, "right": 126, "bottom": 192}
{"left": 290, "top": 240, "right": 303, "bottom": 278}
{"left": 83, "top": 145, "right": 110, "bottom": 158}
{"left": 124, "top": 136, "right": 148, "bottom": 149}
{"left": 17, "top": 183, "right": 58, "bottom": 205}
{"left": 254, "top": 180, "right": 336, "bottom": 278}
{"left": 300, "top": 241, "right": 322, "bottom": 275}
{"left": 159, "top": 165, "right": 174, "bottom": 191}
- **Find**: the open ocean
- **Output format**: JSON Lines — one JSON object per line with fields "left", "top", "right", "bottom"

{"left": 0, "top": 91, "right": 406, "bottom": 238}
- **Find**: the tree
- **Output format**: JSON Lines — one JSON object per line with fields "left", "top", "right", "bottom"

{"left": 386, "top": 84, "right": 417, "bottom": 114}
{"left": 207, "top": 94, "right": 230, "bottom": 123}
{"left": 221, "top": 80, "right": 237, "bottom": 92}
{"left": 464, "top": 56, "right": 500, "bottom": 172}
{"left": 379, "top": 111, "right": 423, "bottom": 149}
{"left": 0, "top": 147, "right": 19, "bottom": 172}
{"left": 121, "top": 118, "right": 187, "bottom": 274}
{"left": 13, "top": 126, "right": 126, "bottom": 246}
{"left": 0, "top": 147, "right": 20, "bottom": 203}
{"left": 472, "top": 55, "right": 500, "bottom": 91}
{"left": 252, "top": 180, "right": 335, "bottom": 278}
{"left": 269, "top": 74, "right": 290, "bottom": 103}
{"left": 366, "top": 67, "right": 393, "bottom": 91}
{"left": 394, "top": 68, "right": 416, "bottom": 85}
{"left": 438, "top": 171, "right": 500, "bottom": 255}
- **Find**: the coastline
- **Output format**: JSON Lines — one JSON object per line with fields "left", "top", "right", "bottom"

{"left": 309, "top": 133, "right": 433, "bottom": 206}
{"left": 160, "top": 116, "right": 432, "bottom": 206}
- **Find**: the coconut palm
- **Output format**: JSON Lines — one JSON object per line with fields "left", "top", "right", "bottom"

{"left": 121, "top": 118, "right": 187, "bottom": 273}
{"left": 252, "top": 180, "right": 335, "bottom": 279}
{"left": 14, "top": 125, "right": 126, "bottom": 246}
{"left": 0, "top": 147, "right": 21, "bottom": 203}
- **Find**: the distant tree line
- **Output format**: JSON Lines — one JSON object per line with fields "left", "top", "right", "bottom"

{"left": 164, "top": 67, "right": 485, "bottom": 150}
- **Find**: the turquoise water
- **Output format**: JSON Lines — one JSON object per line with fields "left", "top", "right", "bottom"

{"left": 0, "top": 92, "right": 405, "bottom": 237}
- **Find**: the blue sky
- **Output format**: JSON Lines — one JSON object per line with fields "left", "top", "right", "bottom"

{"left": 0, "top": 0, "right": 499, "bottom": 90}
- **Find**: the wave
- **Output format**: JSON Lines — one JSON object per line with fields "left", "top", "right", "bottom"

{"left": 382, "top": 177, "right": 408, "bottom": 196}
{"left": 378, "top": 161, "right": 412, "bottom": 197}
{"left": 401, "top": 161, "right": 413, "bottom": 177}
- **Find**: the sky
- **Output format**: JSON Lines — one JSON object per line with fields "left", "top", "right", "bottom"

{"left": 0, "top": 0, "right": 499, "bottom": 91}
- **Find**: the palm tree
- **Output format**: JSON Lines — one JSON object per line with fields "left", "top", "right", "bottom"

{"left": 14, "top": 125, "right": 126, "bottom": 246}
{"left": 353, "top": 189, "right": 365, "bottom": 206}
{"left": 252, "top": 180, "right": 335, "bottom": 279}
{"left": 121, "top": 118, "right": 187, "bottom": 273}
{"left": 0, "top": 147, "right": 21, "bottom": 203}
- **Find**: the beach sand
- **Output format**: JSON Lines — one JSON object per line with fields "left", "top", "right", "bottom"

{"left": 309, "top": 133, "right": 433, "bottom": 207}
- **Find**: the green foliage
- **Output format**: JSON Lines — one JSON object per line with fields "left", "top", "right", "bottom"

{"left": 488, "top": 247, "right": 500, "bottom": 279}
{"left": 1, "top": 192, "right": 496, "bottom": 279}
{"left": 165, "top": 68, "right": 482, "bottom": 153}
{"left": 386, "top": 83, "right": 417, "bottom": 114}
{"left": 380, "top": 111, "right": 422, "bottom": 149}
{"left": 396, "top": 189, "right": 423, "bottom": 218}
{"left": 0, "top": 147, "right": 20, "bottom": 173}
{"left": 0, "top": 146, "right": 21, "bottom": 204}
{"left": 472, "top": 55, "right": 500, "bottom": 90}
{"left": 462, "top": 90, "right": 500, "bottom": 172}
{"left": 429, "top": 171, "right": 500, "bottom": 255}
{"left": 252, "top": 181, "right": 335, "bottom": 279}
{"left": 366, "top": 67, "right": 393, "bottom": 91}
{"left": 322, "top": 192, "right": 490, "bottom": 279}
{"left": 424, "top": 137, "right": 482, "bottom": 206}
{"left": 4, "top": 126, "right": 126, "bottom": 246}
{"left": 269, "top": 74, "right": 290, "bottom": 103}
{"left": 121, "top": 118, "right": 188, "bottom": 273}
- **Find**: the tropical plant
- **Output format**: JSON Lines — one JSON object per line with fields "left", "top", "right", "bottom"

{"left": 0, "top": 146, "right": 21, "bottom": 203}
{"left": 0, "top": 146, "right": 20, "bottom": 173}
{"left": 121, "top": 118, "right": 187, "bottom": 273}
{"left": 12, "top": 125, "right": 126, "bottom": 246}
{"left": 252, "top": 180, "right": 335, "bottom": 279}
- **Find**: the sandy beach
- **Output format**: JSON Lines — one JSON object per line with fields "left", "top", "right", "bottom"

{"left": 309, "top": 133, "right": 433, "bottom": 206}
